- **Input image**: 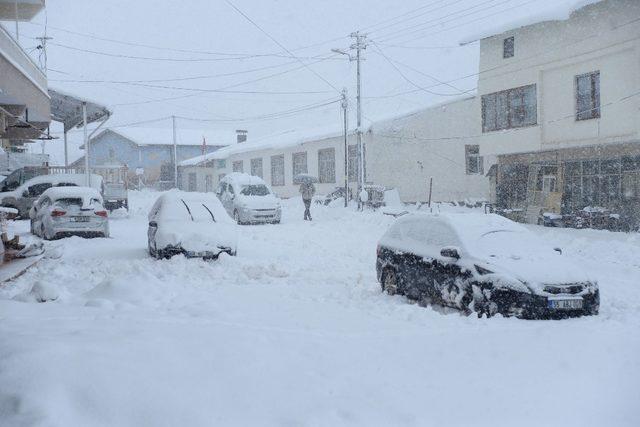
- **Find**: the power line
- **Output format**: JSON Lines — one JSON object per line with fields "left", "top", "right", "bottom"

{"left": 110, "top": 55, "right": 341, "bottom": 106}
{"left": 371, "top": 41, "right": 470, "bottom": 97}
{"left": 223, "top": 0, "right": 342, "bottom": 94}
{"left": 375, "top": 0, "right": 516, "bottom": 42}
{"left": 359, "top": 0, "right": 453, "bottom": 33}
{"left": 25, "top": 20, "right": 347, "bottom": 58}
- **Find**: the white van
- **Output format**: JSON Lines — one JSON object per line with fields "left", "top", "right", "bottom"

{"left": 0, "top": 174, "right": 103, "bottom": 218}
{"left": 216, "top": 173, "right": 282, "bottom": 224}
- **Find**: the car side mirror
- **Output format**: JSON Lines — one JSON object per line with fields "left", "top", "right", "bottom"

{"left": 149, "top": 221, "right": 157, "bottom": 228}
{"left": 440, "top": 246, "right": 461, "bottom": 260}
{"left": 554, "top": 247, "right": 562, "bottom": 254}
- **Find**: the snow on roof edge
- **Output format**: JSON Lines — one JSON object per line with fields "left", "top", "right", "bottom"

{"left": 459, "top": 0, "right": 602, "bottom": 45}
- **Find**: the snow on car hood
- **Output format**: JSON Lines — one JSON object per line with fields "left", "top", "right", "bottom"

{"left": 155, "top": 220, "right": 238, "bottom": 254}
{"left": 236, "top": 194, "right": 280, "bottom": 210}
{"left": 467, "top": 229, "right": 593, "bottom": 290}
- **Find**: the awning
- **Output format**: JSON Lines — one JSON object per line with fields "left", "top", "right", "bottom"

{"left": 49, "top": 88, "right": 111, "bottom": 132}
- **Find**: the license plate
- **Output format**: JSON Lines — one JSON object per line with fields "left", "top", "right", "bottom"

{"left": 548, "top": 298, "right": 583, "bottom": 310}
{"left": 73, "top": 216, "right": 90, "bottom": 222}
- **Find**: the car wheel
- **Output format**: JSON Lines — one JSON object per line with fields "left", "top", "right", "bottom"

{"left": 382, "top": 267, "right": 399, "bottom": 296}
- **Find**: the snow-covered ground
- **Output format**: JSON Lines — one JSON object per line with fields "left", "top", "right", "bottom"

{"left": 1, "top": 190, "right": 639, "bottom": 427}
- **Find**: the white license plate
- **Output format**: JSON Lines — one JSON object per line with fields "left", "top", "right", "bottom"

{"left": 73, "top": 216, "right": 91, "bottom": 222}
{"left": 548, "top": 298, "right": 583, "bottom": 310}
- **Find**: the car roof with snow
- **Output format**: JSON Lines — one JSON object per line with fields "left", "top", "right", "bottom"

{"left": 11, "top": 174, "right": 104, "bottom": 194}
{"left": 40, "top": 186, "right": 103, "bottom": 202}
{"left": 220, "top": 172, "right": 268, "bottom": 188}
{"left": 381, "top": 213, "right": 536, "bottom": 258}
{"left": 153, "top": 190, "right": 234, "bottom": 223}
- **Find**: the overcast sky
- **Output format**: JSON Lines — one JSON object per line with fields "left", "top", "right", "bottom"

{"left": 5, "top": 0, "right": 579, "bottom": 164}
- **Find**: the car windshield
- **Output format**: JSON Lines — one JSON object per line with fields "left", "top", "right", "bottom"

{"left": 240, "top": 184, "right": 269, "bottom": 196}
{"left": 179, "top": 199, "right": 216, "bottom": 222}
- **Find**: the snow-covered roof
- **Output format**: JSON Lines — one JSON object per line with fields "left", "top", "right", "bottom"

{"left": 459, "top": 0, "right": 602, "bottom": 44}
{"left": 182, "top": 126, "right": 352, "bottom": 164}
{"left": 93, "top": 127, "right": 234, "bottom": 148}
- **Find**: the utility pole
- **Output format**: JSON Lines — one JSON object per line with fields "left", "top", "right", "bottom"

{"left": 341, "top": 88, "right": 349, "bottom": 208}
{"left": 332, "top": 32, "right": 367, "bottom": 210}
{"left": 351, "top": 32, "right": 367, "bottom": 209}
{"left": 172, "top": 115, "right": 178, "bottom": 189}
{"left": 14, "top": 0, "right": 19, "bottom": 42}
{"left": 83, "top": 102, "right": 90, "bottom": 186}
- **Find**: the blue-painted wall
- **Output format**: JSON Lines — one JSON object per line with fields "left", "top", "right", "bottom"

{"left": 87, "top": 130, "right": 221, "bottom": 184}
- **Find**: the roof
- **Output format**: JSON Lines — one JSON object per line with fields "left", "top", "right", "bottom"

{"left": 41, "top": 186, "right": 102, "bottom": 201}
{"left": 93, "top": 127, "right": 233, "bottom": 148}
{"left": 459, "top": 0, "right": 602, "bottom": 45}
{"left": 49, "top": 88, "right": 111, "bottom": 133}
{"left": 181, "top": 126, "right": 354, "bottom": 164}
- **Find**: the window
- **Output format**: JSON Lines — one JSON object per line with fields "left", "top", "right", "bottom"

{"left": 348, "top": 145, "right": 359, "bottom": 182}
{"left": 576, "top": 71, "right": 600, "bottom": 121}
{"left": 205, "top": 175, "right": 213, "bottom": 192}
{"left": 503, "top": 36, "right": 514, "bottom": 58}
{"left": 232, "top": 160, "right": 243, "bottom": 173}
{"left": 318, "top": 148, "right": 336, "bottom": 183}
{"left": 250, "top": 158, "right": 263, "bottom": 178}
{"left": 271, "top": 154, "right": 285, "bottom": 186}
{"left": 482, "top": 84, "right": 537, "bottom": 132}
{"left": 188, "top": 173, "right": 197, "bottom": 191}
{"left": 216, "top": 159, "right": 226, "bottom": 169}
{"left": 26, "top": 183, "right": 52, "bottom": 197}
{"left": 465, "top": 145, "right": 483, "bottom": 175}
{"left": 292, "top": 152, "right": 308, "bottom": 177}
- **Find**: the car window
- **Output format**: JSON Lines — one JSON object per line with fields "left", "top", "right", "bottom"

{"left": 55, "top": 198, "right": 83, "bottom": 208}
{"left": 240, "top": 184, "right": 269, "bottom": 196}
{"left": 407, "top": 219, "right": 460, "bottom": 249}
{"left": 56, "top": 183, "right": 79, "bottom": 188}
{"left": 27, "top": 183, "right": 52, "bottom": 197}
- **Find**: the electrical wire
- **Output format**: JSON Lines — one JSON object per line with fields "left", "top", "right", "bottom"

{"left": 223, "top": 0, "right": 342, "bottom": 94}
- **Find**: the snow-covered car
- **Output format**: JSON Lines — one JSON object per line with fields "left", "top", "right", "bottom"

{"left": 1, "top": 173, "right": 104, "bottom": 218}
{"left": 147, "top": 191, "right": 237, "bottom": 260}
{"left": 376, "top": 213, "right": 599, "bottom": 319}
{"left": 216, "top": 173, "right": 281, "bottom": 224}
{"left": 29, "top": 187, "right": 110, "bottom": 240}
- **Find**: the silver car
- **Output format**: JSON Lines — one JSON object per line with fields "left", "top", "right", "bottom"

{"left": 30, "top": 187, "right": 110, "bottom": 240}
{"left": 216, "top": 173, "right": 282, "bottom": 224}
{"left": 1, "top": 173, "right": 104, "bottom": 219}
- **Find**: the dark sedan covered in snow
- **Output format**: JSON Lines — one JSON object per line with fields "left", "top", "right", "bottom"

{"left": 376, "top": 213, "right": 599, "bottom": 319}
{"left": 148, "top": 191, "right": 237, "bottom": 260}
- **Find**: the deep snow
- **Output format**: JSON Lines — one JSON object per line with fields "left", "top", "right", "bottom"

{"left": 0, "top": 190, "right": 639, "bottom": 427}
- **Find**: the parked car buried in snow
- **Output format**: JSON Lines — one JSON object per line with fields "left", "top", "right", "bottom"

{"left": 147, "top": 191, "right": 237, "bottom": 260}
{"left": 376, "top": 213, "right": 599, "bottom": 319}
{"left": 29, "top": 187, "right": 110, "bottom": 240}
{"left": 216, "top": 173, "right": 281, "bottom": 225}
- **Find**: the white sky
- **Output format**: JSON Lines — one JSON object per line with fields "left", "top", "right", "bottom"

{"left": 4, "top": 0, "right": 582, "bottom": 164}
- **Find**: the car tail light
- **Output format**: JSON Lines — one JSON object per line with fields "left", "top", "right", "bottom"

{"left": 51, "top": 209, "right": 66, "bottom": 217}
{"left": 95, "top": 210, "right": 108, "bottom": 218}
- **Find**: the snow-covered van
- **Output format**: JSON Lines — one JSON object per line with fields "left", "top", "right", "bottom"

{"left": 0, "top": 174, "right": 103, "bottom": 218}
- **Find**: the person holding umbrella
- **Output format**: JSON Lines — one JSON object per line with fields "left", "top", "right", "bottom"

{"left": 295, "top": 174, "right": 317, "bottom": 221}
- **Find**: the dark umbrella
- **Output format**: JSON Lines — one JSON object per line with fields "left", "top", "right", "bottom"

{"left": 293, "top": 173, "right": 318, "bottom": 184}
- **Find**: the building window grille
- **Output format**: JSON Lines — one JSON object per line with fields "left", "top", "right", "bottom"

{"left": 271, "top": 154, "right": 285, "bottom": 186}
{"left": 576, "top": 71, "right": 600, "bottom": 121}
{"left": 318, "top": 148, "right": 336, "bottom": 183}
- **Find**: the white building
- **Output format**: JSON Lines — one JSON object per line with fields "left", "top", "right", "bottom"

{"left": 180, "top": 0, "right": 640, "bottom": 218}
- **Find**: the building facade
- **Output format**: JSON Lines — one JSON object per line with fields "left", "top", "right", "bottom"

{"left": 74, "top": 129, "right": 226, "bottom": 187}
{"left": 0, "top": 0, "right": 50, "bottom": 144}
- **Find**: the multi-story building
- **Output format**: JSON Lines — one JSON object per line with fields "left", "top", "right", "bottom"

{"left": 0, "top": 0, "right": 50, "bottom": 145}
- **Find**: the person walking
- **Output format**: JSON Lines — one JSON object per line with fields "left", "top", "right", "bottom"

{"left": 300, "top": 181, "right": 316, "bottom": 221}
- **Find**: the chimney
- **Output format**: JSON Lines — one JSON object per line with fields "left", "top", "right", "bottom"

{"left": 236, "top": 129, "right": 247, "bottom": 144}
